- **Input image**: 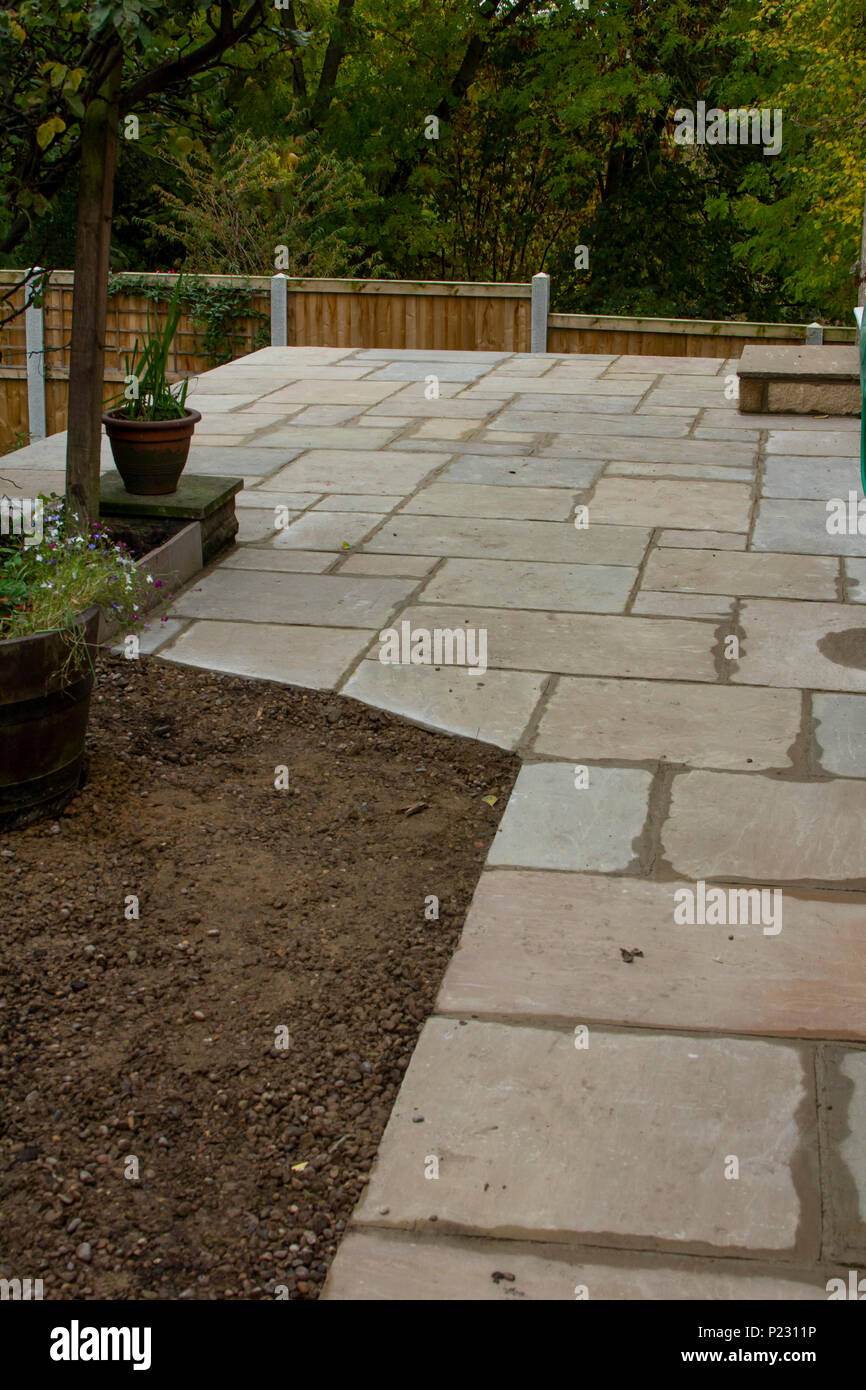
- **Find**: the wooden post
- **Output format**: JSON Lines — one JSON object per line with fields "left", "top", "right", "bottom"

{"left": 859, "top": 188, "right": 866, "bottom": 310}
{"left": 65, "top": 50, "right": 123, "bottom": 528}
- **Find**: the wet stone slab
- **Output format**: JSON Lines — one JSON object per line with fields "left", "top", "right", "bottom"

{"left": 354, "top": 1018, "right": 816, "bottom": 1256}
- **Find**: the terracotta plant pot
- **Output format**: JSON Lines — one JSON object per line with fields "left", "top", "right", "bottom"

{"left": 102, "top": 407, "right": 201, "bottom": 496}
{"left": 0, "top": 606, "right": 101, "bottom": 829}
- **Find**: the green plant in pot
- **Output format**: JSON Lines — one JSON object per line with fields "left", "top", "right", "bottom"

{"left": 0, "top": 497, "right": 147, "bottom": 828}
{"left": 103, "top": 274, "right": 201, "bottom": 496}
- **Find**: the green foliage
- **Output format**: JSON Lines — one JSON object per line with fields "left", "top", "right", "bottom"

{"left": 111, "top": 273, "right": 189, "bottom": 420}
{"left": 140, "top": 134, "right": 377, "bottom": 279}
{"left": 0, "top": 496, "right": 147, "bottom": 640}
{"left": 108, "top": 270, "right": 268, "bottom": 366}
{"left": 0, "top": 0, "right": 863, "bottom": 326}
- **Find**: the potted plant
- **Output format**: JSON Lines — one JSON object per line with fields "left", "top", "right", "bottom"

{"left": 103, "top": 275, "right": 201, "bottom": 496}
{"left": 0, "top": 498, "right": 147, "bottom": 828}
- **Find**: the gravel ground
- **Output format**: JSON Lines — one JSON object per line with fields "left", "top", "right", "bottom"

{"left": 0, "top": 653, "right": 516, "bottom": 1300}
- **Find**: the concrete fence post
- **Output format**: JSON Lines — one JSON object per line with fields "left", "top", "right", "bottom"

{"left": 530, "top": 272, "right": 550, "bottom": 353}
{"left": 25, "top": 267, "right": 47, "bottom": 441}
{"left": 270, "top": 273, "right": 288, "bottom": 347}
{"left": 805, "top": 321, "right": 823, "bottom": 346}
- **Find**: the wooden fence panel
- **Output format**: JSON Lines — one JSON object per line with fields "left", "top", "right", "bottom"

{"left": 0, "top": 270, "right": 856, "bottom": 451}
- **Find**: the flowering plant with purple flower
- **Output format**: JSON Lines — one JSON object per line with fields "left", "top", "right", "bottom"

{"left": 0, "top": 495, "right": 150, "bottom": 641}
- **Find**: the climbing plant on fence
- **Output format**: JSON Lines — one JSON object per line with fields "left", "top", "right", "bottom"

{"left": 106, "top": 273, "right": 269, "bottom": 367}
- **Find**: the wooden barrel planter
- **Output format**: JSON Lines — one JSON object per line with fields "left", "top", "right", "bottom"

{"left": 0, "top": 605, "right": 101, "bottom": 829}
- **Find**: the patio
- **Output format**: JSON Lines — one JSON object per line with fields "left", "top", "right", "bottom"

{"left": 7, "top": 343, "right": 866, "bottom": 1299}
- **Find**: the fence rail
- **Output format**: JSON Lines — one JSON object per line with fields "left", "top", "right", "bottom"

{"left": 0, "top": 269, "right": 856, "bottom": 450}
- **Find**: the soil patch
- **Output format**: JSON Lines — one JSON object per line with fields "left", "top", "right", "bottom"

{"left": 0, "top": 654, "right": 517, "bottom": 1300}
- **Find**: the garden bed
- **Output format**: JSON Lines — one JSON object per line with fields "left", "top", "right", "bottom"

{"left": 0, "top": 654, "right": 517, "bottom": 1300}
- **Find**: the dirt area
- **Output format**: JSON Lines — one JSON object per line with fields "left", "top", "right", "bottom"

{"left": 0, "top": 653, "right": 517, "bottom": 1300}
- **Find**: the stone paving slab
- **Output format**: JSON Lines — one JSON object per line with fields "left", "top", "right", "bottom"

{"left": 368, "top": 361, "right": 493, "bottom": 381}
{"left": 466, "top": 375, "right": 653, "bottom": 395}
{"left": 324, "top": 1228, "right": 826, "bottom": 1300}
{"left": 608, "top": 355, "right": 724, "bottom": 375}
{"left": 338, "top": 553, "right": 438, "bottom": 577}
{"left": 438, "top": 870, "right": 866, "bottom": 1039}
{"left": 357, "top": 415, "right": 413, "bottom": 428}
{"left": 185, "top": 368, "right": 320, "bottom": 393}
{"left": 273, "top": 510, "right": 385, "bottom": 551}
{"left": 734, "top": 599, "right": 866, "bottom": 692}
{"left": 235, "top": 489, "right": 321, "bottom": 509}
{"left": 342, "top": 661, "right": 546, "bottom": 750}
{"left": 236, "top": 508, "right": 284, "bottom": 542}
{"left": 590, "top": 479, "right": 753, "bottom": 532}
{"left": 539, "top": 436, "right": 756, "bottom": 467}
{"left": 813, "top": 694, "right": 866, "bottom": 777}
{"left": 196, "top": 412, "right": 288, "bottom": 435}
{"left": 607, "top": 460, "right": 753, "bottom": 482}
{"left": 846, "top": 559, "right": 866, "bottom": 599}
{"left": 253, "top": 425, "right": 402, "bottom": 450}
{"left": 762, "top": 456, "right": 859, "bottom": 500}
{"left": 0, "top": 466, "right": 68, "bottom": 497}
{"left": 820, "top": 1049, "right": 866, "bottom": 1263}
{"left": 716, "top": 410, "right": 860, "bottom": 431}
{"left": 353, "top": 349, "right": 511, "bottom": 363}
{"left": 752, "top": 499, "right": 866, "bottom": 558}
{"left": 645, "top": 386, "right": 734, "bottom": 410}
{"left": 138, "top": 617, "right": 189, "bottom": 654}
{"left": 193, "top": 434, "right": 264, "bottom": 447}
{"left": 642, "top": 548, "right": 839, "bottom": 601}
{"left": 261, "top": 379, "right": 403, "bottom": 404}
{"left": 492, "top": 402, "right": 646, "bottom": 430}
{"left": 694, "top": 426, "right": 762, "bottom": 443}
{"left": 367, "top": 397, "right": 497, "bottom": 419}
{"left": 267, "top": 449, "right": 449, "bottom": 494}
{"left": 631, "top": 592, "right": 733, "bottom": 620}
{"left": 658, "top": 529, "right": 747, "bottom": 551}
{"left": 664, "top": 771, "right": 866, "bottom": 884}
{"left": 638, "top": 404, "right": 699, "bottom": 418}
{"left": 409, "top": 419, "right": 479, "bottom": 439}
{"left": 487, "top": 762, "right": 651, "bottom": 871}
{"left": 312, "top": 493, "right": 403, "bottom": 511}
{"left": 441, "top": 454, "right": 604, "bottom": 489}
{"left": 767, "top": 430, "right": 859, "bottom": 457}
{"left": 364, "top": 515, "right": 650, "bottom": 565}
{"left": 158, "top": 619, "right": 375, "bottom": 687}
{"left": 491, "top": 409, "right": 685, "bottom": 434}
{"left": 391, "top": 603, "right": 717, "bottom": 681}
{"left": 184, "top": 391, "right": 265, "bottom": 412}
{"left": 233, "top": 346, "right": 357, "bottom": 366}
{"left": 354, "top": 1018, "right": 816, "bottom": 1257}
{"left": 185, "top": 445, "right": 303, "bottom": 476}
{"left": 286, "top": 404, "right": 368, "bottom": 426}
{"left": 220, "top": 548, "right": 333, "bottom": 573}
{"left": 401, "top": 482, "right": 575, "bottom": 522}
{"left": 171, "top": 569, "right": 416, "bottom": 627}
{"left": 420, "top": 558, "right": 636, "bottom": 614}
{"left": 532, "top": 677, "right": 800, "bottom": 770}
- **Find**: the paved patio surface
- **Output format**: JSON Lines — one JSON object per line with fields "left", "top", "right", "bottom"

{"left": 8, "top": 344, "right": 866, "bottom": 1300}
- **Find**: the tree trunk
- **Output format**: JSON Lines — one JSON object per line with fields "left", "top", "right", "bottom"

{"left": 860, "top": 187, "right": 866, "bottom": 309}
{"left": 65, "top": 50, "right": 122, "bottom": 529}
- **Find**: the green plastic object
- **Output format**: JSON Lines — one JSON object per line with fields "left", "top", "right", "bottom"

{"left": 856, "top": 306, "right": 865, "bottom": 495}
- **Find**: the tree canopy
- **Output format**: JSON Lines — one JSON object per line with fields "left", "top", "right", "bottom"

{"left": 1, "top": 0, "right": 863, "bottom": 322}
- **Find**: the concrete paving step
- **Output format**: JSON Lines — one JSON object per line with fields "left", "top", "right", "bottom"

{"left": 737, "top": 346, "right": 860, "bottom": 416}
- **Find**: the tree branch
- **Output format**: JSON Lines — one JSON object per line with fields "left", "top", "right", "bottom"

{"left": 308, "top": 0, "right": 356, "bottom": 130}
{"left": 121, "top": 0, "right": 267, "bottom": 110}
